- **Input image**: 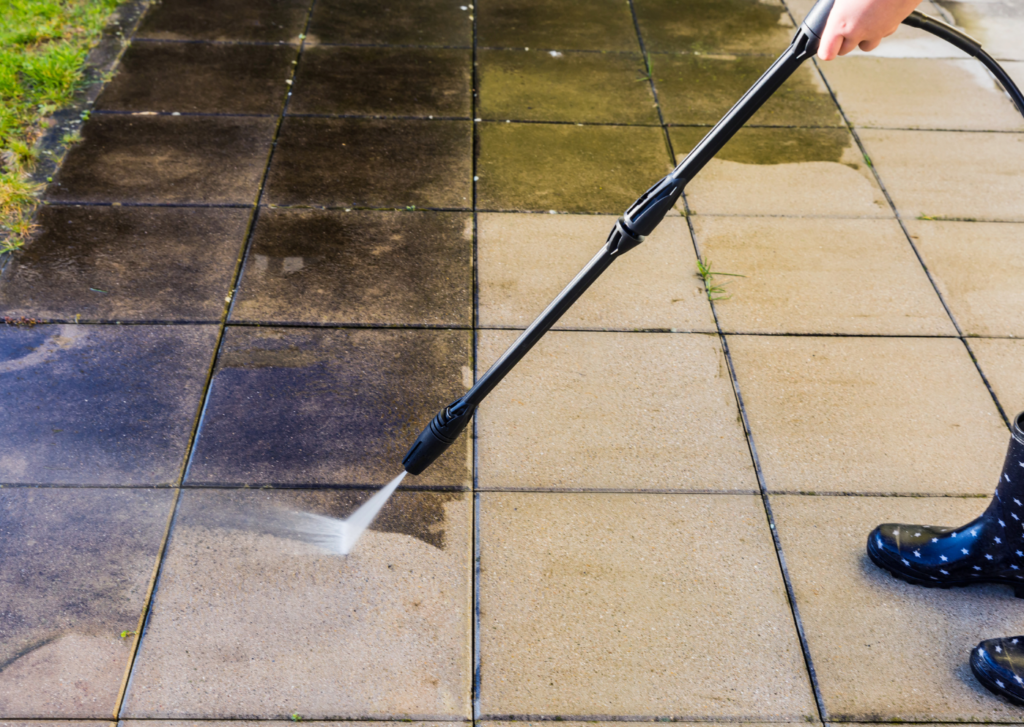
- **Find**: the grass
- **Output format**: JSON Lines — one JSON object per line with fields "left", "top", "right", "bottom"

{"left": 0, "top": 0, "right": 124, "bottom": 255}
{"left": 696, "top": 255, "right": 745, "bottom": 301}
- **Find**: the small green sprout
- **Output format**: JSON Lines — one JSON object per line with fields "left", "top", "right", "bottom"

{"left": 120, "top": 630, "right": 136, "bottom": 639}
{"left": 696, "top": 256, "right": 745, "bottom": 301}
{"left": 290, "top": 713, "right": 302, "bottom": 722}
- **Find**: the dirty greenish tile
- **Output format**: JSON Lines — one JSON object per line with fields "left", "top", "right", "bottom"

{"left": 906, "top": 220, "right": 1024, "bottom": 337}
{"left": 186, "top": 327, "right": 472, "bottom": 488}
{"left": 0, "top": 324, "right": 216, "bottom": 485}
{"left": 772, "top": 495, "right": 1024, "bottom": 720}
{"left": 122, "top": 489, "right": 471, "bottom": 718}
{"left": 655, "top": 54, "right": 842, "bottom": 127}
{"left": 308, "top": 0, "right": 472, "bottom": 47}
{"left": 670, "top": 126, "right": 891, "bottom": 216}
{"left": 290, "top": 47, "right": 472, "bottom": 118}
{"left": 95, "top": 42, "right": 295, "bottom": 114}
{"left": 121, "top": 723, "right": 454, "bottom": 727}
{"left": 820, "top": 57, "right": 1024, "bottom": 131}
{"left": 935, "top": 0, "right": 1024, "bottom": 61}
{"left": 860, "top": 129, "right": 1024, "bottom": 222}
{"left": 264, "top": 117, "right": 472, "bottom": 209}
{"left": 691, "top": 216, "right": 956, "bottom": 335}
{"left": 45, "top": 115, "right": 275, "bottom": 205}
{"left": 477, "top": 492, "right": 816, "bottom": 717}
{"left": 0, "top": 488, "right": 174, "bottom": 717}
{"left": 477, "top": 0, "right": 638, "bottom": 52}
{"left": 477, "top": 49, "right": 658, "bottom": 124}
{"left": 727, "top": 335, "right": 1008, "bottom": 495}
{"left": 476, "top": 330, "right": 755, "bottom": 491}
{"left": 0, "top": 723, "right": 109, "bottom": 727}
{"left": 970, "top": 338, "right": 1024, "bottom": 416}
{"left": 477, "top": 213, "right": 715, "bottom": 331}
{"left": 0, "top": 206, "right": 251, "bottom": 323}
{"left": 232, "top": 209, "right": 473, "bottom": 326}
{"left": 477, "top": 123, "right": 671, "bottom": 213}
{"left": 135, "top": 0, "right": 309, "bottom": 42}
{"left": 634, "top": 0, "right": 795, "bottom": 54}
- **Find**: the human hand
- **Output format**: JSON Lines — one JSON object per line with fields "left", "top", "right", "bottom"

{"left": 817, "top": 0, "right": 923, "bottom": 60}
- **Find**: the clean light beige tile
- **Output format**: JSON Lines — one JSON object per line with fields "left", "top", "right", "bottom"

{"left": 478, "top": 492, "right": 817, "bottom": 719}
{"left": 860, "top": 129, "right": 1024, "bottom": 222}
{"left": 477, "top": 214, "right": 715, "bottom": 331}
{"left": 970, "top": 337, "right": 1024, "bottom": 416}
{"left": 671, "top": 127, "right": 890, "bottom": 217}
{"left": 476, "top": 330, "right": 756, "bottom": 491}
{"left": 123, "top": 489, "right": 471, "bottom": 719}
{"left": 907, "top": 220, "right": 1024, "bottom": 337}
{"left": 692, "top": 216, "right": 956, "bottom": 335}
{"left": 935, "top": 0, "right": 1024, "bottom": 61}
{"left": 122, "top": 723, "right": 447, "bottom": 727}
{"left": 728, "top": 335, "right": 1007, "bottom": 494}
{"left": 773, "top": 495, "right": 1024, "bottom": 721}
{"left": 821, "top": 57, "right": 1024, "bottom": 131}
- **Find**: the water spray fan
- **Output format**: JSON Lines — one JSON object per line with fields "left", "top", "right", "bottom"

{"left": 402, "top": 0, "right": 1024, "bottom": 477}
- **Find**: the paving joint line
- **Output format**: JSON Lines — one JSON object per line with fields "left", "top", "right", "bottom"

{"left": 470, "top": 2, "right": 482, "bottom": 721}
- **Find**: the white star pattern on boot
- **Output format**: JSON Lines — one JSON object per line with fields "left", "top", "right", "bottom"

{"left": 1000, "top": 520, "right": 1006, "bottom": 527}
{"left": 997, "top": 645, "right": 1003, "bottom": 653}
{"left": 974, "top": 565, "right": 983, "bottom": 570}
{"left": 963, "top": 548, "right": 970, "bottom": 554}
{"left": 998, "top": 679, "right": 1006, "bottom": 688}
{"left": 986, "top": 554, "right": 994, "bottom": 560}
{"left": 940, "top": 555, "right": 948, "bottom": 561}
{"left": 1016, "top": 675, "right": 1023, "bottom": 684}
{"left": 902, "top": 558, "right": 910, "bottom": 566}
{"left": 941, "top": 569, "right": 949, "bottom": 574}
{"left": 972, "top": 528, "right": 979, "bottom": 536}
{"left": 914, "top": 550, "right": 921, "bottom": 557}
{"left": 996, "top": 537, "right": 1003, "bottom": 544}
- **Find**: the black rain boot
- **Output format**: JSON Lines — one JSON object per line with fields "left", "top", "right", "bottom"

{"left": 867, "top": 411, "right": 1024, "bottom": 595}
{"left": 971, "top": 637, "right": 1024, "bottom": 706}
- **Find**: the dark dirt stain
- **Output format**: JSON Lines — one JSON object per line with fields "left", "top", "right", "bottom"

{"left": 477, "top": 0, "right": 639, "bottom": 52}
{"left": 671, "top": 126, "right": 855, "bottom": 165}
{"left": 634, "top": 0, "right": 794, "bottom": 54}
{"left": 136, "top": 0, "right": 309, "bottom": 42}
{"left": 308, "top": 0, "right": 472, "bottom": 47}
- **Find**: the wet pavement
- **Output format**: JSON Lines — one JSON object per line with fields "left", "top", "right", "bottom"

{"left": 0, "top": 0, "right": 1023, "bottom": 721}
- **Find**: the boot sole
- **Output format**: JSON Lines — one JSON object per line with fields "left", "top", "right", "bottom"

{"left": 867, "top": 538, "right": 1024, "bottom": 598}
{"left": 971, "top": 653, "right": 1024, "bottom": 707}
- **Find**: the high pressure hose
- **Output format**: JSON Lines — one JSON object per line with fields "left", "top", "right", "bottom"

{"left": 400, "top": 0, "right": 1024, "bottom": 476}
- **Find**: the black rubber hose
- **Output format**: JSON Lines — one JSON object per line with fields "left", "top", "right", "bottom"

{"left": 901, "top": 10, "right": 1024, "bottom": 119}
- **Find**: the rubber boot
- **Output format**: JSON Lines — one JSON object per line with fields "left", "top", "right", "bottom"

{"left": 867, "top": 411, "right": 1024, "bottom": 595}
{"left": 971, "top": 637, "right": 1024, "bottom": 706}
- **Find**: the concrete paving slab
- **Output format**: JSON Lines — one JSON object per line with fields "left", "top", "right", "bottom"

{"left": 935, "top": 0, "right": 1024, "bottom": 61}
{"left": 0, "top": 324, "right": 216, "bottom": 485}
{"left": 186, "top": 327, "right": 472, "bottom": 488}
{"left": 654, "top": 54, "right": 842, "bottom": 127}
{"left": 475, "top": 330, "right": 755, "bottom": 491}
{"left": 969, "top": 338, "right": 1024, "bottom": 417}
{"left": 820, "top": 57, "right": 1024, "bottom": 131}
{"left": 691, "top": 216, "right": 956, "bottom": 335}
{"left": 264, "top": 117, "right": 472, "bottom": 209}
{"left": 634, "top": 0, "right": 795, "bottom": 54}
{"left": 0, "top": 723, "right": 110, "bottom": 727}
{"left": 728, "top": 335, "right": 1008, "bottom": 495}
{"left": 477, "top": 50, "right": 659, "bottom": 125}
{"left": 122, "top": 723, "right": 454, "bottom": 727}
{"left": 772, "top": 494, "right": 1024, "bottom": 721}
{"left": 671, "top": 127, "right": 890, "bottom": 217}
{"left": 907, "top": 219, "right": 1024, "bottom": 337}
{"left": 122, "top": 489, "right": 471, "bottom": 719}
{"left": 477, "top": 0, "right": 639, "bottom": 52}
{"left": 477, "top": 122, "right": 671, "bottom": 213}
{"left": 45, "top": 115, "right": 276, "bottom": 205}
{"left": 309, "top": 0, "right": 473, "bottom": 47}
{"left": 290, "top": 47, "right": 472, "bottom": 118}
{"left": 0, "top": 206, "right": 251, "bottom": 323}
{"left": 477, "top": 492, "right": 816, "bottom": 718}
{"left": 232, "top": 209, "right": 473, "bottom": 326}
{"left": 95, "top": 42, "right": 296, "bottom": 115}
{"left": 859, "top": 129, "right": 1024, "bottom": 222}
{"left": 0, "top": 488, "right": 173, "bottom": 717}
{"left": 135, "top": 0, "right": 309, "bottom": 43}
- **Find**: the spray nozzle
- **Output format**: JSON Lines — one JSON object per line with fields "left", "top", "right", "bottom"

{"left": 402, "top": 398, "right": 476, "bottom": 475}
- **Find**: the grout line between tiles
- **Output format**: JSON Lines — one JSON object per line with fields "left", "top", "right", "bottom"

{"left": 471, "top": 2, "right": 482, "bottom": 721}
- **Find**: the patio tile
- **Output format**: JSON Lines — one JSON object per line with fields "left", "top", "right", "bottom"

{"left": 691, "top": 216, "right": 955, "bottom": 335}
{"left": 0, "top": 205, "right": 251, "bottom": 323}
{"left": 633, "top": 0, "right": 795, "bottom": 54}
{"left": 308, "top": 0, "right": 472, "bottom": 47}
{"left": 95, "top": 42, "right": 296, "bottom": 115}
{"left": 655, "top": 54, "right": 842, "bottom": 127}
{"left": 186, "top": 327, "right": 472, "bottom": 488}
{"left": 0, "top": 324, "right": 216, "bottom": 486}
{"left": 935, "top": 0, "right": 1024, "bottom": 61}
{"left": 476, "top": 213, "right": 715, "bottom": 331}
{"left": 859, "top": 129, "right": 1024, "bottom": 222}
{"left": 670, "top": 127, "right": 890, "bottom": 217}
{"left": 0, "top": 488, "right": 174, "bottom": 717}
{"left": 475, "top": 330, "right": 755, "bottom": 491}
{"left": 969, "top": 338, "right": 1024, "bottom": 416}
{"left": 772, "top": 494, "right": 1024, "bottom": 721}
{"left": 819, "top": 57, "right": 1024, "bottom": 131}
{"left": 122, "top": 488, "right": 471, "bottom": 718}
{"left": 45, "top": 115, "right": 275, "bottom": 205}
{"left": 477, "top": 123, "right": 671, "bottom": 213}
{"left": 477, "top": 50, "right": 658, "bottom": 124}
{"left": 264, "top": 117, "right": 471, "bottom": 209}
{"left": 477, "top": 492, "right": 816, "bottom": 718}
{"left": 290, "top": 47, "right": 472, "bottom": 118}
{"left": 727, "top": 335, "right": 1008, "bottom": 495}
{"left": 477, "top": 0, "right": 638, "bottom": 52}
{"left": 232, "top": 209, "right": 472, "bottom": 326}
{"left": 135, "top": 0, "right": 309, "bottom": 43}
{"left": 907, "top": 219, "right": 1024, "bottom": 337}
